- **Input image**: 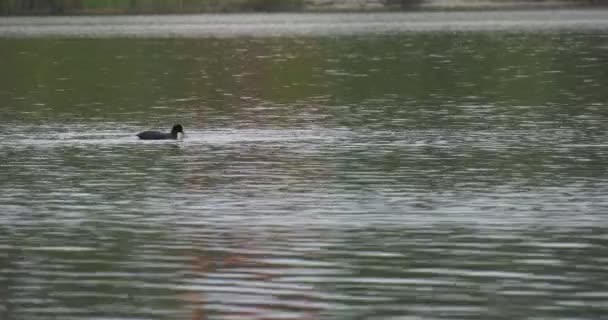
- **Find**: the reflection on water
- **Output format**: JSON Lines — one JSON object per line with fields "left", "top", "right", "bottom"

{"left": 2, "top": 11, "right": 608, "bottom": 320}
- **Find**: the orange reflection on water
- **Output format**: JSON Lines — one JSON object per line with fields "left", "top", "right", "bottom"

{"left": 180, "top": 234, "right": 322, "bottom": 320}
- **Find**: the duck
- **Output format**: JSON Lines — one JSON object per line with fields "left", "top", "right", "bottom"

{"left": 137, "top": 124, "right": 184, "bottom": 140}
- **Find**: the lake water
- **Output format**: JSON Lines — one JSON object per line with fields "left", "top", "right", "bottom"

{"left": 1, "top": 9, "right": 608, "bottom": 320}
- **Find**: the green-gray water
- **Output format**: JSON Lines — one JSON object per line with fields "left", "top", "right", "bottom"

{"left": 1, "top": 10, "right": 608, "bottom": 320}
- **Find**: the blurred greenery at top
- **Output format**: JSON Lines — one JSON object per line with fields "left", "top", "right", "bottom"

{"left": 3, "top": 0, "right": 599, "bottom": 15}
{"left": 0, "top": 0, "right": 307, "bottom": 14}
{"left": 0, "top": 0, "right": 426, "bottom": 14}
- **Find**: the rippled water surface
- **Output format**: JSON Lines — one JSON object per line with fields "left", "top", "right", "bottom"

{"left": 2, "top": 10, "right": 608, "bottom": 320}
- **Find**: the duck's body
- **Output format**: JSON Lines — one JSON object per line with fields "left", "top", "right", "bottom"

{"left": 136, "top": 131, "right": 176, "bottom": 140}
{"left": 137, "top": 124, "right": 184, "bottom": 140}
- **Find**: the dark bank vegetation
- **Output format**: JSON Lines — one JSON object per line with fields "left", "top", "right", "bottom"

{"left": 0, "top": 0, "right": 305, "bottom": 15}
{"left": 0, "top": 0, "right": 603, "bottom": 15}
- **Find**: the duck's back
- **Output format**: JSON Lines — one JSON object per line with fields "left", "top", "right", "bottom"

{"left": 136, "top": 130, "right": 172, "bottom": 140}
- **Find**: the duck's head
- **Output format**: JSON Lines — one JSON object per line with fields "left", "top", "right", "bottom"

{"left": 171, "top": 124, "right": 184, "bottom": 139}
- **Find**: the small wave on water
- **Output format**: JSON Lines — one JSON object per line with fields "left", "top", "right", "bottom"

{"left": 0, "top": 124, "right": 345, "bottom": 147}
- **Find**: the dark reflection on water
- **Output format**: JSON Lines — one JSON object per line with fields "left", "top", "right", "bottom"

{"left": 2, "top": 17, "right": 608, "bottom": 320}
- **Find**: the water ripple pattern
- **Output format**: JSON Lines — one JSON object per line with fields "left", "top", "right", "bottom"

{"left": 1, "top": 16, "right": 608, "bottom": 320}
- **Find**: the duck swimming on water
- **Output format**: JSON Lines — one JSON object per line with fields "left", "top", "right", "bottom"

{"left": 137, "top": 124, "right": 184, "bottom": 140}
